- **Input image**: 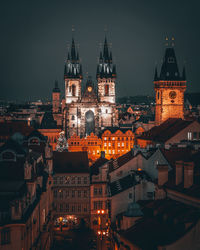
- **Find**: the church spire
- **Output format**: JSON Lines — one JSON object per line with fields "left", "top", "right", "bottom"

{"left": 64, "top": 37, "right": 82, "bottom": 79}
{"left": 96, "top": 36, "right": 116, "bottom": 79}
{"left": 154, "top": 66, "right": 158, "bottom": 81}
{"left": 182, "top": 66, "right": 186, "bottom": 80}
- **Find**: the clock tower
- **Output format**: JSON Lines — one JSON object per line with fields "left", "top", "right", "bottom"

{"left": 154, "top": 45, "right": 186, "bottom": 125}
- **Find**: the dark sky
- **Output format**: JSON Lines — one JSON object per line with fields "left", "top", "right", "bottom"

{"left": 1, "top": 0, "right": 200, "bottom": 102}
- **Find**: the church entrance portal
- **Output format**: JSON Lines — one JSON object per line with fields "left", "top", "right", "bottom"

{"left": 85, "top": 110, "right": 95, "bottom": 136}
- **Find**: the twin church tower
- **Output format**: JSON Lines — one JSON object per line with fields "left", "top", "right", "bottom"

{"left": 52, "top": 36, "right": 186, "bottom": 138}
{"left": 53, "top": 37, "right": 118, "bottom": 138}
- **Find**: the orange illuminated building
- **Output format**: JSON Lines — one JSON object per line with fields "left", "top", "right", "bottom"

{"left": 68, "top": 133, "right": 102, "bottom": 164}
{"left": 68, "top": 129, "right": 135, "bottom": 162}
{"left": 101, "top": 129, "right": 135, "bottom": 160}
{"left": 38, "top": 128, "right": 61, "bottom": 151}
{"left": 154, "top": 42, "right": 186, "bottom": 126}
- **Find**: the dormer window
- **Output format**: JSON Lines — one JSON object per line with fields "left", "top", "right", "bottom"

{"left": 168, "top": 57, "right": 175, "bottom": 63}
{"left": 0, "top": 150, "right": 16, "bottom": 161}
{"left": 28, "top": 137, "right": 40, "bottom": 145}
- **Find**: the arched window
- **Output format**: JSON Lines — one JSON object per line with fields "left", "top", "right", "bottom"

{"left": 105, "top": 85, "right": 109, "bottom": 96}
{"left": 157, "top": 91, "right": 160, "bottom": 100}
{"left": 72, "top": 85, "right": 76, "bottom": 96}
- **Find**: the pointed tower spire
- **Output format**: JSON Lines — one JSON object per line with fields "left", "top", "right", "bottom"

{"left": 53, "top": 80, "right": 60, "bottom": 93}
{"left": 182, "top": 66, "right": 186, "bottom": 80}
{"left": 154, "top": 66, "right": 158, "bottom": 81}
{"left": 76, "top": 52, "right": 79, "bottom": 61}
{"left": 67, "top": 52, "right": 70, "bottom": 61}
{"left": 71, "top": 38, "right": 76, "bottom": 61}
{"left": 103, "top": 36, "right": 109, "bottom": 61}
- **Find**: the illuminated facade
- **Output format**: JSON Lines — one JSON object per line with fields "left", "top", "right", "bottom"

{"left": 154, "top": 45, "right": 186, "bottom": 125}
{"left": 68, "top": 133, "right": 102, "bottom": 163}
{"left": 62, "top": 37, "right": 118, "bottom": 138}
{"left": 101, "top": 129, "right": 135, "bottom": 160}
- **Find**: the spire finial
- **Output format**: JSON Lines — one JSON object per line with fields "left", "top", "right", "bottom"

{"left": 72, "top": 25, "right": 75, "bottom": 33}
{"left": 165, "top": 36, "right": 169, "bottom": 47}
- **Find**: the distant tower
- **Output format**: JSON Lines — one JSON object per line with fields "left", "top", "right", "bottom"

{"left": 154, "top": 44, "right": 186, "bottom": 125}
{"left": 97, "top": 37, "right": 116, "bottom": 103}
{"left": 64, "top": 38, "right": 82, "bottom": 104}
{"left": 52, "top": 80, "right": 60, "bottom": 113}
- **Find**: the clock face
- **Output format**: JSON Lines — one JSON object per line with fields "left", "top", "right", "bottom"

{"left": 169, "top": 91, "right": 177, "bottom": 99}
{"left": 87, "top": 86, "right": 92, "bottom": 92}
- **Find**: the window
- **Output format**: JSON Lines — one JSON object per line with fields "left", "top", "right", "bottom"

{"left": 104, "top": 143, "right": 107, "bottom": 146}
{"left": 60, "top": 177, "right": 63, "bottom": 184}
{"left": 94, "top": 188, "right": 98, "bottom": 196}
{"left": 65, "top": 190, "right": 69, "bottom": 198}
{"left": 53, "top": 190, "right": 57, "bottom": 198}
{"left": 78, "top": 190, "right": 81, "bottom": 197}
{"left": 99, "top": 187, "right": 102, "bottom": 195}
{"left": 193, "top": 132, "right": 197, "bottom": 140}
{"left": 84, "top": 177, "right": 87, "bottom": 184}
{"left": 53, "top": 177, "right": 57, "bottom": 185}
{"left": 66, "top": 204, "right": 69, "bottom": 212}
{"left": 60, "top": 204, "right": 63, "bottom": 212}
{"left": 72, "top": 84, "right": 76, "bottom": 96}
{"left": 72, "top": 115, "right": 75, "bottom": 120}
{"left": 1, "top": 228, "right": 10, "bottom": 245}
{"left": 71, "top": 177, "right": 75, "bottom": 184}
{"left": 72, "top": 190, "right": 75, "bottom": 198}
{"left": 188, "top": 132, "right": 192, "bottom": 141}
{"left": 84, "top": 190, "right": 87, "bottom": 198}
{"left": 77, "top": 177, "right": 81, "bottom": 184}
{"left": 77, "top": 205, "right": 81, "bottom": 212}
{"left": 71, "top": 205, "right": 75, "bottom": 212}
{"left": 105, "top": 84, "right": 109, "bottom": 96}
{"left": 129, "top": 193, "right": 132, "bottom": 199}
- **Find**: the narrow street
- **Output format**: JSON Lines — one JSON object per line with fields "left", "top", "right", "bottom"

{"left": 51, "top": 227, "right": 112, "bottom": 250}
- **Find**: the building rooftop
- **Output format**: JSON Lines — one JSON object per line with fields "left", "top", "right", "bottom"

{"left": 138, "top": 118, "right": 195, "bottom": 143}
{"left": 120, "top": 199, "right": 200, "bottom": 249}
{"left": 53, "top": 151, "right": 89, "bottom": 173}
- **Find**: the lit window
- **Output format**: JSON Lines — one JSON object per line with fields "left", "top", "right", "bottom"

{"left": 109, "top": 150, "right": 111, "bottom": 154}
{"left": 118, "top": 143, "right": 120, "bottom": 147}
{"left": 108, "top": 143, "right": 111, "bottom": 147}
{"left": 122, "top": 143, "right": 124, "bottom": 147}
{"left": 112, "top": 137, "right": 115, "bottom": 140}
{"left": 188, "top": 132, "right": 192, "bottom": 141}
{"left": 112, "top": 150, "right": 115, "bottom": 154}
{"left": 104, "top": 138, "right": 107, "bottom": 140}
{"left": 104, "top": 143, "right": 107, "bottom": 146}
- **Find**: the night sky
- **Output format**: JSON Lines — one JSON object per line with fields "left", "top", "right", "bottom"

{"left": 1, "top": 0, "right": 200, "bottom": 102}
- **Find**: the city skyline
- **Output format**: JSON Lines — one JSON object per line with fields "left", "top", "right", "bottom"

{"left": 1, "top": 0, "right": 200, "bottom": 101}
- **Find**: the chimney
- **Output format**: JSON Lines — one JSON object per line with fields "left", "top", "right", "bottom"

{"left": 101, "top": 151, "right": 105, "bottom": 158}
{"left": 175, "top": 160, "right": 183, "bottom": 186}
{"left": 157, "top": 164, "right": 168, "bottom": 186}
{"left": 184, "top": 162, "right": 194, "bottom": 189}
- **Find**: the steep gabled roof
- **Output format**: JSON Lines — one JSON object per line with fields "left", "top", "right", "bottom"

{"left": 109, "top": 151, "right": 135, "bottom": 172}
{"left": 138, "top": 118, "right": 195, "bottom": 143}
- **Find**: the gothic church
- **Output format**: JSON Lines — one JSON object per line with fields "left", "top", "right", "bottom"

{"left": 52, "top": 37, "right": 118, "bottom": 138}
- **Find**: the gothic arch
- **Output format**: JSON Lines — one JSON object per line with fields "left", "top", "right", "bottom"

{"left": 85, "top": 110, "right": 95, "bottom": 136}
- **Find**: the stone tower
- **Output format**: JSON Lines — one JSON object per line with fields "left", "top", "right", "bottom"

{"left": 52, "top": 80, "right": 60, "bottom": 114}
{"left": 97, "top": 37, "right": 116, "bottom": 103}
{"left": 64, "top": 38, "right": 83, "bottom": 104}
{"left": 154, "top": 46, "right": 186, "bottom": 125}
